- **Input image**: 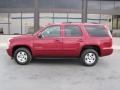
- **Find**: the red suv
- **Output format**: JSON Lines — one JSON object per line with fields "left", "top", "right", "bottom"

{"left": 7, "top": 23, "right": 113, "bottom": 66}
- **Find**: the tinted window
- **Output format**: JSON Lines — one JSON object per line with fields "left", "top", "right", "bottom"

{"left": 85, "top": 25, "right": 109, "bottom": 37}
{"left": 64, "top": 25, "right": 82, "bottom": 37}
{"left": 38, "top": 0, "right": 82, "bottom": 9}
{"left": 42, "top": 26, "right": 60, "bottom": 37}
{"left": 0, "top": 0, "right": 35, "bottom": 8}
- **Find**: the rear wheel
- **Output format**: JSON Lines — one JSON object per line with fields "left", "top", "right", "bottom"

{"left": 14, "top": 47, "right": 32, "bottom": 65}
{"left": 80, "top": 49, "right": 99, "bottom": 66}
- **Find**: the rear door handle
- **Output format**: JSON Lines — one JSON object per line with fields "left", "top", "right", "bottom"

{"left": 79, "top": 39, "right": 83, "bottom": 42}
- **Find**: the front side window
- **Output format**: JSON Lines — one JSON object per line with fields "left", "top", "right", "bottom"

{"left": 42, "top": 26, "right": 61, "bottom": 37}
{"left": 85, "top": 25, "right": 109, "bottom": 37}
{"left": 64, "top": 25, "right": 82, "bottom": 37}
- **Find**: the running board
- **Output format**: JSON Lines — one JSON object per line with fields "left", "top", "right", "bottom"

{"left": 34, "top": 57, "right": 80, "bottom": 60}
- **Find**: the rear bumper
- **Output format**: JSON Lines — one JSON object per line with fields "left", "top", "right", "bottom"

{"left": 6, "top": 48, "right": 12, "bottom": 57}
{"left": 101, "top": 47, "right": 113, "bottom": 56}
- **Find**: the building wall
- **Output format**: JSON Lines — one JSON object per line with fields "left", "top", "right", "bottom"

{"left": 0, "top": 13, "right": 82, "bottom": 34}
{"left": 0, "top": 0, "right": 120, "bottom": 36}
{"left": 0, "top": 13, "right": 34, "bottom": 34}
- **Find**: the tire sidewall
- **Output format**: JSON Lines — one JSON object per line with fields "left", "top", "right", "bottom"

{"left": 81, "top": 49, "right": 99, "bottom": 66}
{"left": 14, "top": 48, "right": 32, "bottom": 65}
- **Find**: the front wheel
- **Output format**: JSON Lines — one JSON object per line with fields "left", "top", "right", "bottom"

{"left": 14, "top": 48, "right": 32, "bottom": 65}
{"left": 80, "top": 49, "right": 99, "bottom": 66}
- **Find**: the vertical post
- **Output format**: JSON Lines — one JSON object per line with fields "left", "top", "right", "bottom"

{"left": 8, "top": 13, "right": 10, "bottom": 35}
{"left": 34, "top": 0, "right": 39, "bottom": 32}
{"left": 82, "top": 0, "right": 87, "bottom": 23}
{"left": 99, "top": 14, "right": 101, "bottom": 24}
{"left": 117, "top": 16, "right": 118, "bottom": 29}
{"left": 21, "top": 12, "right": 22, "bottom": 35}
{"left": 99, "top": 0, "right": 101, "bottom": 24}
{"left": 112, "top": 16, "right": 114, "bottom": 34}
{"left": 67, "top": 13, "right": 69, "bottom": 22}
{"left": 53, "top": 12, "right": 54, "bottom": 24}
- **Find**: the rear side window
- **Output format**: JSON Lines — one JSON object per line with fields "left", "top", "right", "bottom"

{"left": 64, "top": 25, "right": 82, "bottom": 37}
{"left": 85, "top": 25, "right": 109, "bottom": 37}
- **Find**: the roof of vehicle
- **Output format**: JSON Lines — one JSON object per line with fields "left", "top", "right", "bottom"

{"left": 46, "top": 22, "right": 105, "bottom": 26}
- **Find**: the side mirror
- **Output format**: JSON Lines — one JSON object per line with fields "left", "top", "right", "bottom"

{"left": 38, "top": 34, "right": 43, "bottom": 38}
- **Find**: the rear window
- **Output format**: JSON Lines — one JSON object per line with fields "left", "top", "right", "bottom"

{"left": 85, "top": 25, "right": 109, "bottom": 37}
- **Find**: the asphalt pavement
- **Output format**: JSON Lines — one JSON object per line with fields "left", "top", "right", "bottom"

{"left": 0, "top": 48, "right": 120, "bottom": 90}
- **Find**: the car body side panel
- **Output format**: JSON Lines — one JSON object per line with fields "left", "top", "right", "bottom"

{"left": 7, "top": 35, "right": 35, "bottom": 57}
{"left": 6, "top": 23, "right": 113, "bottom": 58}
{"left": 33, "top": 37, "right": 63, "bottom": 57}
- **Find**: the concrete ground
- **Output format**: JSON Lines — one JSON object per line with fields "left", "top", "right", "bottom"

{"left": 0, "top": 35, "right": 120, "bottom": 90}
{"left": 112, "top": 37, "right": 120, "bottom": 49}
{"left": 0, "top": 48, "right": 120, "bottom": 90}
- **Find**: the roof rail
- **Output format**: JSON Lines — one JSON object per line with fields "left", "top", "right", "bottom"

{"left": 90, "top": 22, "right": 99, "bottom": 24}
{"left": 62, "top": 22, "right": 72, "bottom": 24}
{"left": 62, "top": 22, "right": 82, "bottom": 24}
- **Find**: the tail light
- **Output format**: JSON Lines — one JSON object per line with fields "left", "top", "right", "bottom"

{"left": 101, "top": 25, "right": 112, "bottom": 47}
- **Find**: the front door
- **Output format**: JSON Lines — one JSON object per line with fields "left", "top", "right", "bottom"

{"left": 34, "top": 25, "right": 63, "bottom": 57}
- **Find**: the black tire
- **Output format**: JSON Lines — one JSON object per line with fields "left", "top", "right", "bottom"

{"left": 14, "top": 47, "right": 32, "bottom": 65}
{"left": 80, "top": 49, "right": 99, "bottom": 66}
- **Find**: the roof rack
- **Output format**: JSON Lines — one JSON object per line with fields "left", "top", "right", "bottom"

{"left": 62, "top": 22, "right": 82, "bottom": 24}
{"left": 62, "top": 22, "right": 100, "bottom": 25}
{"left": 89, "top": 22, "right": 99, "bottom": 24}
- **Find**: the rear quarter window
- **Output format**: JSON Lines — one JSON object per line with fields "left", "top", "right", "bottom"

{"left": 85, "top": 25, "right": 109, "bottom": 37}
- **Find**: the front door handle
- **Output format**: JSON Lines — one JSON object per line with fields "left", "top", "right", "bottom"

{"left": 55, "top": 39, "right": 61, "bottom": 42}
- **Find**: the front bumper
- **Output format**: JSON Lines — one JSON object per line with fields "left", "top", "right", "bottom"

{"left": 6, "top": 48, "right": 13, "bottom": 57}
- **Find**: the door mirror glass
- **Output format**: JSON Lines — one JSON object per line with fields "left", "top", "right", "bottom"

{"left": 38, "top": 33, "right": 44, "bottom": 38}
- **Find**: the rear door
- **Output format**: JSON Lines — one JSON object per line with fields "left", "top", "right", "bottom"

{"left": 62, "top": 25, "right": 83, "bottom": 56}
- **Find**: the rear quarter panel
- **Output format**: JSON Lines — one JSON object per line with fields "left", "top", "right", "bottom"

{"left": 82, "top": 24, "right": 113, "bottom": 56}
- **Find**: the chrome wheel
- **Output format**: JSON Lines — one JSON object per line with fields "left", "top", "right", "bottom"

{"left": 17, "top": 51, "right": 28, "bottom": 63}
{"left": 85, "top": 53, "right": 96, "bottom": 65}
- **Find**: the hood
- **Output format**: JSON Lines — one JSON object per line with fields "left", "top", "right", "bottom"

{"left": 14, "top": 34, "right": 33, "bottom": 38}
{"left": 9, "top": 34, "right": 34, "bottom": 42}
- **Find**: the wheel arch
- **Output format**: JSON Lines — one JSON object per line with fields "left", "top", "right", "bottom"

{"left": 80, "top": 45, "right": 101, "bottom": 56}
{"left": 12, "top": 45, "right": 32, "bottom": 57}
